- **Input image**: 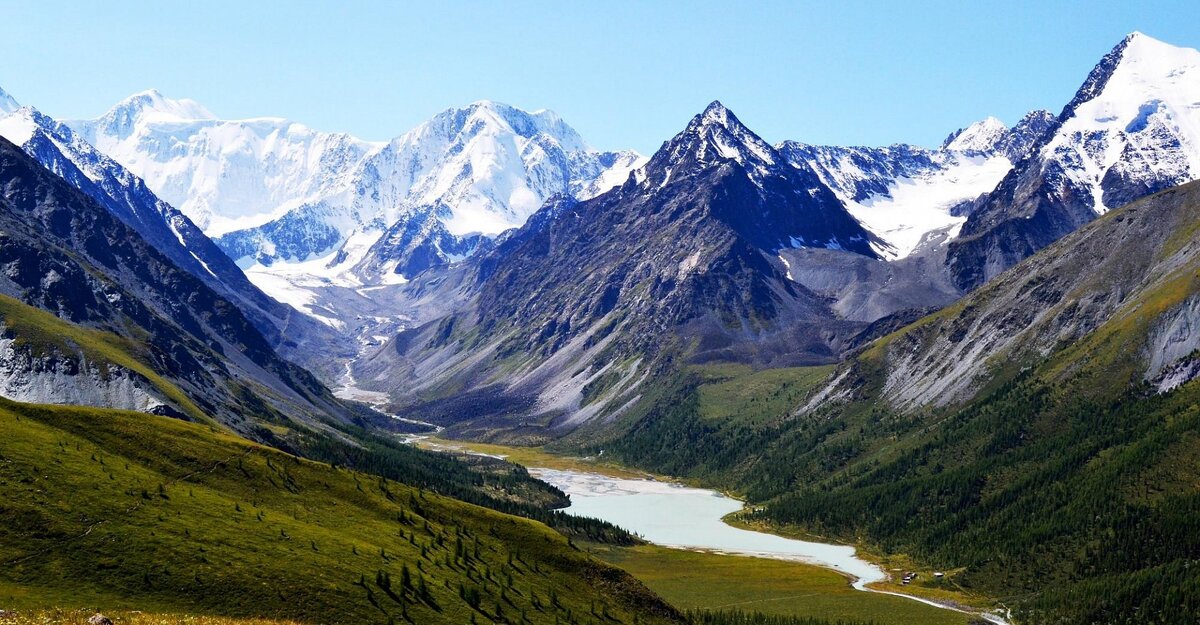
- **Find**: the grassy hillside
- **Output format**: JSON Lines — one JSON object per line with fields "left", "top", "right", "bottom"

{"left": 0, "top": 398, "right": 682, "bottom": 625}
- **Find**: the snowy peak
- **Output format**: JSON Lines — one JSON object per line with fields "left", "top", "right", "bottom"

{"left": 1045, "top": 32, "right": 1200, "bottom": 212}
{"left": 104, "top": 89, "right": 215, "bottom": 123}
{"left": 0, "top": 85, "right": 19, "bottom": 115}
{"left": 1063, "top": 32, "right": 1200, "bottom": 119}
{"left": 645, "top": 101, "right": 783, "bottom": 188}
{"left": 0, "top": 106, "right": 40, "bottom": 147}
{"left": 948, "top": 33, "right": 1200, "bottom": 292}
{"left": 684, "top": 100, "right": 778, "bottom": 166}
{"left": 67, "top": 92, "right": 380, "bottom": 233}
{"left": 364, "top": 99, "right": 635, "bottom": 238}
{"left": 942, "top": 116, "right": 1008, "bottom": 153}
{"left": 402, "top": 100, "right": 590, "bottom": 156}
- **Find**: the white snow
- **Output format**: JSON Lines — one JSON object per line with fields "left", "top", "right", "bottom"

{"left": 67, "top": 93, "right": 381, "bottom": 233}
{"left": 1041, "top": 32, "right": 1200, "bottom": 214}
{"left": 240, "top": 228, "right": 392, "bottom": 325}
{"left": 842, "top": 154, "right": 1011, "bottom": 258}
{"left": 71, "top": 95, "right": 641, "bottom": 286}
{"left": 0, "top": 108, "right": 37, "bottom": 146}
{"left": 943, "top": 117, "right": 1008, "bottom": 152}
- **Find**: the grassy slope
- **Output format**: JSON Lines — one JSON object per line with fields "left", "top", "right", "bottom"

{"left": 0, "top": 399, "right": 681, "bottom": 625}
{"left": 588, "top": 544, "right": 969, "bottom": 625}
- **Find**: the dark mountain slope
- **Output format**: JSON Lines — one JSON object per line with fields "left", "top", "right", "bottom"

{"left": 0, "top": 105, "right": 347, "bottom": 373}
{"left": 599, "top": 179, "right": 1200, "bottom": 624}
{"left": 356, "top": 102, "right": 882, "bottom": 439}
{"left": 0, "top": 136, "right": 348, "bottom": 435}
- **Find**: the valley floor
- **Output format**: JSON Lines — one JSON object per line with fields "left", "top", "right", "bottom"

{"left": 417, "top": 437, "right": 1007, "bottom": 625}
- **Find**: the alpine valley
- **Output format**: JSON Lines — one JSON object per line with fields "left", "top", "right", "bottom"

{"left": 1, "top": 28, "right": 1200, "bottom": 625}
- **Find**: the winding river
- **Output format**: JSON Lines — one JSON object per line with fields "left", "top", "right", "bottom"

{"left": 531, "top": 468, "right": 885, "bottom": 587}
{"left": 335, "top": 374, "right": 1008, "bottom": 624}
{"left": 532, "top": 467, "right": 1010, "bottom": 625}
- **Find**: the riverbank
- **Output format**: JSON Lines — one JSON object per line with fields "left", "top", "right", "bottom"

{"left": 586, "top": 543, "right": 970, "bottom": 625}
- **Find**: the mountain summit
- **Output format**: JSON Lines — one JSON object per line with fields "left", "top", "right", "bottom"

{"left": 357, "top": 102, "right": 880, "bottom": 434}
{"left": 948, "top": 32, "right": 1200, "bottom": 290}
{"left": 637, "top": 101, "right": 880, "bottom": 256}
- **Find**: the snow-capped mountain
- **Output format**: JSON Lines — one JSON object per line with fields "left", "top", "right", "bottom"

{"left": 780, "top": 110, "right": 1055, "bottom": 258}
{"left": 71, "top": 94, "right": 643, "bottom": 295}
{"left": 0, "top": 92, "right": 340, "bottom": 365}
{"left": 216, "top": 101, "right": 643, "bottom": 276}
{"left": 949, "top": 32, "right": 1200, "bottom": 290}
{"left": 352, "top": 101, "right": 884, "bottom": 429}
{"left": 67, "top": 89, "right": 381, "bottom": 234}
{"left": 1045, "top": 31, "right": 1200, "bottom": 211}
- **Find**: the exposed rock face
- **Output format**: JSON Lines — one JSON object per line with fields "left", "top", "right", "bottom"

{"left": 0, "top": 334, "right": 167, "bottom": 412}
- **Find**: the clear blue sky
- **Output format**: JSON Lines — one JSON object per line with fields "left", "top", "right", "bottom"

{"left": 2, "top": 1, "right": 1199, "bottom": 153}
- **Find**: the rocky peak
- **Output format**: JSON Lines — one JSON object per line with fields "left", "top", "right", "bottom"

{"left": 941, "top": 116, "right": 1008, "bottom": 153}
{"left": 641, "top": 101, "right": 785, "bottom": 190}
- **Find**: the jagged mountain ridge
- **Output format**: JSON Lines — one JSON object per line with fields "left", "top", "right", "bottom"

{"left": 948, "top": 31, "right": 1200, "bottom": 291}
{"left": 356, "top": 102, "right": 883, "bottom": 437}
{"left": 779, "top": 110, "right": 1056, "bottom": 259}
{"left": 67, "top": 89, "right": 380, "bottom": 235}
{"left": 70, "top": 95, "right": 645, "bottom": 289}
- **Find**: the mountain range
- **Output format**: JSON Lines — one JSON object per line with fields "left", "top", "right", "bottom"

{"left": 1, "top": 29, "right": 1199, "bottom": 625}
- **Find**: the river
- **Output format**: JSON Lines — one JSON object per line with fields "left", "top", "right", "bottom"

{"left": 531, "top": 468, "right": 885, "bottom": 587}
{"left": 336, "top": 374, "right": 1008, "bottom": 624}
{"left": 530, "top": 467, "right": 1010, "bottom": 624}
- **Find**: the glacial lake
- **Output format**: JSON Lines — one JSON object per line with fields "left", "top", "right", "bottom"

{"left": 530, "top": 468, "right": 886, "bottom": 589}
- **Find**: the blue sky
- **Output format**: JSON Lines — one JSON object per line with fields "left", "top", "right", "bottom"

{"left": 2, "top": 1, "right": 1199, "bottom": 153}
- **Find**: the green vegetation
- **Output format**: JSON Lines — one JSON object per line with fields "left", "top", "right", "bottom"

{"left": 419, "top": 437, "right": 652, "bottom": 479}
{"left": 683, "top": 611, "right": 879, "bottom": 625}
{"left": 298, "top": 425, "right": 642, "bottom": 545}
{"left": 588, "top": 544, "right": 969, "bottom": 625}
{"left": 755, "top": 375, "right": 1200, "bottom": 624}
{"left": 0, "top": 398, "right": 681, "bottom": 625}
{"left": 590, "top": 250, "right": 1200, "bottom": 622}
{"left": 694, "top": 364, "right": 836, "bottom": 425}
{"left": 0, "top": 609, "right": 302, "bottom": 625}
